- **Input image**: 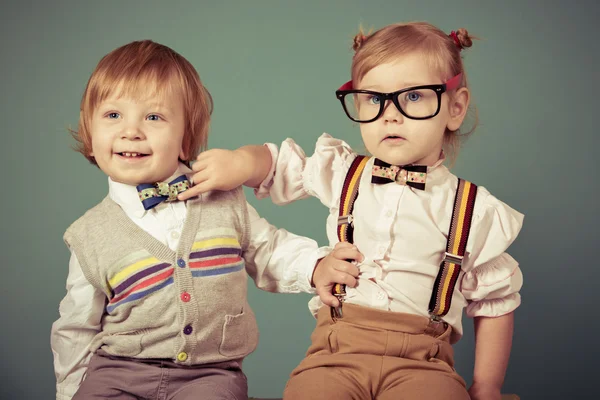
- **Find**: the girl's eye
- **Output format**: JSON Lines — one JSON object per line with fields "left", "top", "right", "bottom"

{"left": 369, "top": 95, "right": 382, "bottom": 105}
{"left": 147, "top": 114, "right": 161, "bottom": 121}
{"left": 406, "top": 91, "right": 421, "bottom": 102}
{"left": 107, "top": 112, "right": 120, "bottom": 119}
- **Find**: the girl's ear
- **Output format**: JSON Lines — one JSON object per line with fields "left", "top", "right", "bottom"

{"left": 446, "top": 87, "right": 470, "bottom": 131}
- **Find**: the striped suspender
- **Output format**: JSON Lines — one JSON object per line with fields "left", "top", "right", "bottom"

{"left": 428, "top": 178, "right": 478, "bottom": 319}
{"left": 334, "top": 157, "right": 478, "bottom": 322}
{"left": 332, "top": 155, "right": 370, "bottom": 317}
{"left": 337, "top": 156, "right": 370, "bottom": 244}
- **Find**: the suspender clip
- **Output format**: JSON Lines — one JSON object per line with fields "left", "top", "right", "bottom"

{"left": 443, "top": 252, "right": 463, "bottom": 266}
{"left": 337, "top": 214, "right": 354, "bottom": 227}
{"left": 429, "top": 313, "right": 443, "bottom": 323}
{"left": 331, "top": 303, "right": 343, "bottom": 320}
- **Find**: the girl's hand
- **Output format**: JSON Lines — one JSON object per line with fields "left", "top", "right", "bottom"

{"left": 312, "top": 242, "right": 362, "bottom": 307}
{"left": 468, "top": 382, "right": 502, "bottom": 400}
{"left": 179, "top": 149, "right": 251, "bottom": 200}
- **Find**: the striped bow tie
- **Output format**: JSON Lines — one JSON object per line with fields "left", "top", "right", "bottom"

{"left": 136, "top": 175, "right": 191, "bottom": 210}
{"left": 371, "top": 158, "right": 427, "bottom": 190}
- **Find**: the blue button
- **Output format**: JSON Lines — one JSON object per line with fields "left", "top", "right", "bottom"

{"left": 177, "top": 258, "right": 185, "bottom": 268}
{"left": 183, "top": 325, "right": 193, "bottom": 335}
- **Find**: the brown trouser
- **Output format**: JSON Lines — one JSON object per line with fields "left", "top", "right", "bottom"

{"left": 73, "top": 350, "right": 248, "bottom": 400}
{"left": 283, "top": 304, "right": 469, "bottom": 400}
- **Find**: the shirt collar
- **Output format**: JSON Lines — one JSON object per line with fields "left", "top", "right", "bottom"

{"left": 108, "top": 162, "right": 193, "bottom": 218}
{"left": 425, "top": 151, "right": 451, "bottom": 186}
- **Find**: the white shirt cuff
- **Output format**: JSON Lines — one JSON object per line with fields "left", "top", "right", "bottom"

{"left": 254, "top": 143, "right": 278, "bottom": 199}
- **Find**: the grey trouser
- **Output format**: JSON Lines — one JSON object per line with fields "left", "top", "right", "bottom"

{"left": 73, "top": 350, "right": 247, "bottom": 400}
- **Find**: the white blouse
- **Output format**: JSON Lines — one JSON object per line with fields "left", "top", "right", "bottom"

{"left": 256, "top": 133, "right": 524, "bottom": 343}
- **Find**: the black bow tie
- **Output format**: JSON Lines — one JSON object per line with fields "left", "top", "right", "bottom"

{"left": 371, "top": 158, "right": 427, "bottom": 190}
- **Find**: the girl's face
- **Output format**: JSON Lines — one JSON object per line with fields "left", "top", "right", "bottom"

{"left": 357, "top": 52, "right": 469, "bottom": 166}
{"left": 89, "top": 84, "right": 186, "bottom": 185}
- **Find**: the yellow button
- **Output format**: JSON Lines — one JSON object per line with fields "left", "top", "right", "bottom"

{"left": 177, "top": 352, "right": 188, "bottom": 362}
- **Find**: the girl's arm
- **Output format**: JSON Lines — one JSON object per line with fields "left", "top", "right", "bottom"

{"left": 179, "top": 145, "right": 272, "bottom": 200}
{"left": 236, "top": 145, "right": 274, "bottom": 187}
{"left": 468, "top": 312, "right": 514, "bottom": 400}
{"left": 460, "top": 189, "right": 524, "bottom": 400}
{"left": 180, "top": 134, "right": 356, "bottom": 209}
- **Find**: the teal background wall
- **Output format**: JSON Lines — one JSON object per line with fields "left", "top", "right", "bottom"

{"left": 1, "top": 0, "right": 597, "bottom": 398}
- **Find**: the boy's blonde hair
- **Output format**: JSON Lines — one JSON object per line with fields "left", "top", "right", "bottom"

{"left": 351, "top": 22, "right": 476, "bottom": 162}
{"left": 73, "top": 40, "right": 213, "bottom": 166}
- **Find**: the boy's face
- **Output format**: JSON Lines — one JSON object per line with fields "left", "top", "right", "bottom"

{"left": 89, "top": 87, "right": 186, "bottom": 185}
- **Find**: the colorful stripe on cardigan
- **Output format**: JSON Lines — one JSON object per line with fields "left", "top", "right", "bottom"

{"left": 188, "top": 236, "right": 244, "bottom": 277}
{"left": 106, "top": 251, "right": 174, "bottom": 313}
{"left": 106, "top": 237, "right": 244, "bottom": 313}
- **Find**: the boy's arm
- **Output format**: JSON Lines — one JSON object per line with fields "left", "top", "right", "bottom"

{"left": 242, "top": 203, "right": 359, "bottom": 302}
{"left": 179, "top": 145, "right": 272, "bottom": 200}
{"left": 51, "top": 253, "right": 105, "bottom": 400}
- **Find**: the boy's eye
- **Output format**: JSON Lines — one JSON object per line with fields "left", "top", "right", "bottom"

{"left": 147, "top": 114, "right": 162, "bottom": 121}
{"left": 107, "top": 112, "right": 120, "bottom": 119}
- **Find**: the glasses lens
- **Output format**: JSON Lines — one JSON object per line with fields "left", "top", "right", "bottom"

{"left": 396, "top": 88, "right": 439, "bottom": 118}
{"left": 342, "top": 92, "right": 382, "bottom": 122}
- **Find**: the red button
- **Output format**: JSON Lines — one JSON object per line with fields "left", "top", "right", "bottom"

{"left": 181, "top": 292, "right": 191, "bottom": 302}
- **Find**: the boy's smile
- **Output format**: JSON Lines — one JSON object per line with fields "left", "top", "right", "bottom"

{"left": 89, "top": 86, "right": 186, "bottom": 186}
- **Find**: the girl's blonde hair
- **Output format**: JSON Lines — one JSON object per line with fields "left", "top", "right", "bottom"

{"left": 351, "top": 22, "right": 476, "bottom": 162}
{"left": 73, "top": 40, "right": 213, "bottom": 166}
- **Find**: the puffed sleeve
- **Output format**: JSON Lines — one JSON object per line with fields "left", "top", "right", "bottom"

{"left": 460, "top": 186, "right": 525, "bottom": 318}
{"left": 254, "top": 133, "right": 357, "bottom": 209}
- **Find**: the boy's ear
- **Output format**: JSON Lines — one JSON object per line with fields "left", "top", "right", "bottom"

{"left": 446, "top": 87, "right": 470, "bottom": 131}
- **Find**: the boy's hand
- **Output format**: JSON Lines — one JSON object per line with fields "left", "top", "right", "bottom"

{"left": 312, "top": 242, "right": 363, "bottom": 307}
{"left": 179, "top": 149, "right": 251, "bottom": 200}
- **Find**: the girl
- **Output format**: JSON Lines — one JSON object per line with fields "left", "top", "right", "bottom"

{"left": 182, "top": 22, "right": 524, "bottom": 400}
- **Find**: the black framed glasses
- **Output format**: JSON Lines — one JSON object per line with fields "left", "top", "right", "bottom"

{"left": 335, "top": 73, "right": 462, "bottom": 123}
